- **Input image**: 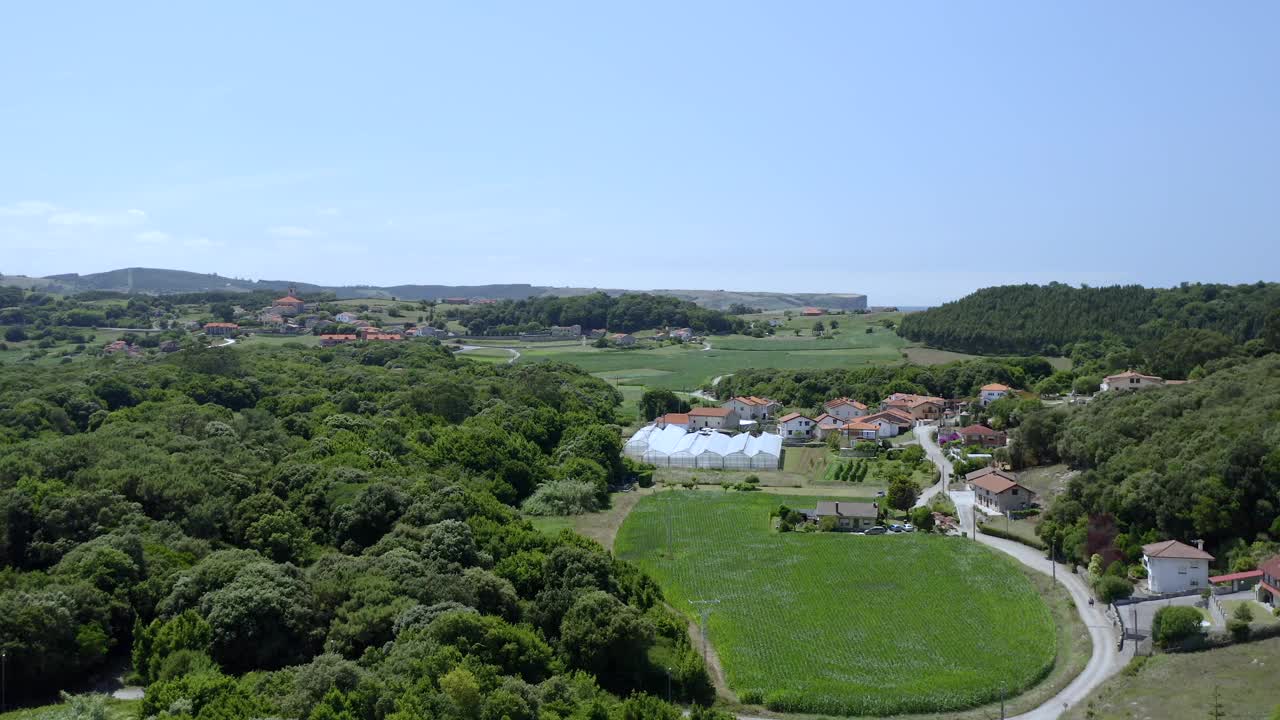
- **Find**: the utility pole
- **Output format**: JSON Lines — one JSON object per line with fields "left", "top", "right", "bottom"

{"left": 689, "top": 599, "right": 721, "bottom": 665}
{"left": 2, "top": 648, "right": 6, "bottom": 713}
{"left": 999, "top": 681, "right": 1005, "bottom": 719}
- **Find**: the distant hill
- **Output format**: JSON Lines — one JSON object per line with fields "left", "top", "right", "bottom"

{"left": 897, "top": 282, "right": 1280, "bottom": 356}
{"left": 5, "top": 267, "right": 867, "bottom": 311}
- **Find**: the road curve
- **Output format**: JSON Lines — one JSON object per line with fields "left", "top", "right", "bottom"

{"left": 916, "top": 425, "right": 1128, "bottom": 719}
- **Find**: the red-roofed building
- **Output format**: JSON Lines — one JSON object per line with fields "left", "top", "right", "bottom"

{"left": 687, "top": 406, "right": 738, "bottom": 430}
{"left": 957, "top": 424, "right": 1007, "bottom": 447}
{"left": 778, "top": 412, "right": 815, "bottom": 440}
{"left": 823, "top": 397, "right": 868, "bottom": 421}
{"left": 723, "top": 395, "right": 782, "bottom": 420}
{"left": 842, "top": 421, "right": 879, "bottom": 441}
{"left": 272, "top": 287, "right": 306, "bottom": 316}
{"left": 655, "top": 413, "right": 691, "bottom": 431}
{"left": 861, "top": 409, "right": 914, "bottom": 438}
{"left": 1209, "top": 569, "right": 1263, "bottom": 593}
{"left": 979, "top": 383, "right": 1012, "bottom": 406}
{"left": 319, "top": 334, "right": 359, "bottom": 347}
{"left": 1143, "top": 540, "right": 1214, "bottom": 593}
{"left": 1101, "top": 370, "right": 1165, "bottom": 392}
{"left": 800, "top": 307, "right": 825, "bottom": 316}
{"left": 881, "top": 393, "right": 946, "bottom": 421}
{"left": 365, "top": 333, "right": 403, "bottom": 342}
{"left": 1258, "top": 555, "right": 1280, "bottom": 608}
{"left": 203, "top": 322, "right": 240, "bottom": 336}
{"left": 967, "top": 468, "right": 1034, "bottom": 513}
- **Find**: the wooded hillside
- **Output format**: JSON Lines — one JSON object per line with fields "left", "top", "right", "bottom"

{"left": 1015, "top": 354, "right": 1280, "bottom": 571}
{"left": 897, "top": 282, "right": 1280, "bottom": 359}
{"left": 0, "top": 342, "right": 719, "bottom": 717}
{"left": 452, "top": 292, "right": 745, "bottom": 335}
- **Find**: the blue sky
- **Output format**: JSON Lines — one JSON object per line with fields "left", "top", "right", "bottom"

{"left": 2, "top": 1, "right": 1277, "bottom": 305}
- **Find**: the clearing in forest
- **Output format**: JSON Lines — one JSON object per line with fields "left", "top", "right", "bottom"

{"left": 614, "top": 491, "right": 1057, "bottom": 716}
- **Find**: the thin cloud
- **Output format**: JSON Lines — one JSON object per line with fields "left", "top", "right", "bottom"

{"left": 0, "top": 200, "right": 57, "bottom": 217}
{"left": 269, "top": 225, "right": 317, "bottom": 238}
{"left": 184, "top": 237, "right": 224, "bottom": 248}
{"left": 135, "top": 231, "right": 170, "bottom": 244}
{"left": 48, "top": 208, "right": 148, "bottom": 226}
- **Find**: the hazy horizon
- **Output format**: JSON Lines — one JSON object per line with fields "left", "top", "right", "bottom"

{"left": 3, "top": 2, "right": 1279, "bottom": 305}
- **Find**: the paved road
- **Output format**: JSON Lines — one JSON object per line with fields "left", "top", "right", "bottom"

{"left": 913, "top": 424, "right": 950, "bottom": 508}
{"left": 456, "top": 345, "right": 521, "bottom": 364}
{"left": 915, "top": 425, "right": 1129, "bottom": 719}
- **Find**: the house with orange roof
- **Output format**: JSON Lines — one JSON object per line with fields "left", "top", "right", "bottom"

{"left": 1256, "top": 555, "right": 1280, "bottom": 608}
{"left": 861, "top": 409, "right": 913, "bottom": 438}
{"left": 1143, "top": 540, "right": 1214, "bottom": 593}
{"left": 609, "top": 333, "right": 636, "bottom": 347}
{"left": 1100, "top": 370, "right": 1165, "bottom": 392}
{"left": 800, "top": 307, "right": 825, "bottom": 316}
{"left": 880, "top": 393, "right": 945, "bottom": 422}
{"left": 203, "top": 322, "right": 240, "bottom": 336}
{"left": 319, "top": 334, "right": 359, "bottom": 347}
{"left": 967, "top": 468, "right": 1034, "bottom": 513}
{"left": 687, "top": 406, "right": 738, "bottom": 431}
{"left": 823, "top": 397, "right": 868, "bottom": 421}
{"left": 979, "top": 383, "right": 1012, "bottom": 406}
{"left": 723, "top": 395, "right": 782, "bottom": 420}
{"left": 956, "top": 424, "right": 1007, "bottom": 447}
{"left": 272, "top": 287, "right": 306, "bottom": 316}
{"left": 655, "top": 413, "right": 691, "bottom": 431}
{"left": 813, "top": 413, "right": 845, "bottom": 440}
{"left": 777, "top": 412, "right": 815, "bottom": 440}
{"left": 842, "top": 420, "right": 879, "bottom": 442}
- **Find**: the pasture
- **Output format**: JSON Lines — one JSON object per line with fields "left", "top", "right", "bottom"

{"left": 614, "top": 491, "right": 1058, "bottom": 716}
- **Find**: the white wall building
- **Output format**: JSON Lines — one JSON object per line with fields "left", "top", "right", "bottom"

{"left": 1143, "top": 540, "right": 1214, "bottom": 593}
{"left": 778, "top": 413, "right": 814, "bottom": 440}
{"left": 979, "top": 383, "right": 1011, "bottom": 406}
{"left": 1101, "top": 371, "right": 1165, "bottom": 392}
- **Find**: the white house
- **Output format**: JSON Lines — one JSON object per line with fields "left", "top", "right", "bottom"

{"left": 722, "top": 396, "right": 781, "bottom": 420}
{"left": 1143, "top": 540, "right": 1214, "bottom": 593}
{"left": 687, "top": 406, "right": 738, "bottom": 430}
{"left": 823, "top": 397, "right": 868, "bottom": 421}
{"left": 979, "top": 383, "right": 1011, "bottom": 406}
{"left": 335, "top": 311, "right": 359, "bottom": 324}
{"left": 777, "top": 412, "right": 815, "bottom": 440}
{"left": 860, "top": 410, "right": 913, "bottom": 438}
{"left": 1101, "top": 371, "right": 1165, "bottom": 392}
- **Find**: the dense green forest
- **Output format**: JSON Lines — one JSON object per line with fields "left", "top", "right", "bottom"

{"left": 0, "top": 342, "right": 718, "bottom": 719}
{"left": 713, "top": 356, "right": 1056, "bottom": 409}
{"left": 897, "top": 283, "right": 1280, "bottom": 373}
{"left": 449, "top": 293, "right": 745, "bottom": 336}
{"left": 1009, "top": 355, "right": 1280, "bottom": 573}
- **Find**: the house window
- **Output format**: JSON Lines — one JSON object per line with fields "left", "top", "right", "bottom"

{"left": 1178, "top": 565, "right": 1188, "bottom": 575}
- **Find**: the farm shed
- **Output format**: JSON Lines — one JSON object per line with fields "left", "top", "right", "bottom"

{"left": 627, "top": 426, "right": 782, "bottom": 470}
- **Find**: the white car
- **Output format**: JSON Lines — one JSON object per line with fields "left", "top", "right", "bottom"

{"left": 903, "top": 523, "right": 916, "bottom": 532}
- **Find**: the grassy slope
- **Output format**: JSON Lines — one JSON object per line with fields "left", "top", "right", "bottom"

{"left": 0, "top": 698, "right": 141, "bottom": 720}
{"left": 1065, "top": 637, "right": 1280, "bottom": 720}
{"left": 614, "top": 491, "right": 1057, "bottom": 715}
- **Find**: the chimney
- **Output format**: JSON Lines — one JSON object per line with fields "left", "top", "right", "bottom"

{"left": 1195, "top": 539, "right": 1204, "bottom": 551}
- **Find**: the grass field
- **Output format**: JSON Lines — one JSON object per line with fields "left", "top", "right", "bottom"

{"left": 614, "top": 491, "right": 1057, "bottom": 715}
{"left": 1066, "top": 637, "right": 1280, "bottom": 720}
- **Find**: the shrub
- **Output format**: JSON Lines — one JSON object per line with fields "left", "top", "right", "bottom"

{"left": 1152, "top": 605, "right": 1206, "bottom": 649}
{"left": 1093, "top": 575, "right": 1134, "bottom": 604}
{"left": 1232, "top": 603, "right": 1255, "bottom": 623}
{"left": 1228, "top": 618, "right": 1251, "bottom": 642}
{"left": 1121, "top": 655, "right": 1147, "bottom": 677}
{"left": 818, "top": 516, "right": 839, "bottom": 532}
{"left": 521, "top": 480, "right": 603, "bottom": 516}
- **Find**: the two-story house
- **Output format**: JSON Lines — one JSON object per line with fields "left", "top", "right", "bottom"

{"left": 1143, "top": 540, "right": 1214, "bottom": 593}
{"left": 777, "top": 412, "right": 815, "bottom": 440}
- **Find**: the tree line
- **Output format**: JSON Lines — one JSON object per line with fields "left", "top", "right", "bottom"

{"left": 897, "top": 282, "right": 1280, "bottom": 378}
{"left": 713, "top": 356, "right": 1057, "bottom": 410}
{"left": 448, "top": 293, "right": 745, "bottom": 336}
{"left": 0, "top": 341, "right": 721, "bottom": 719}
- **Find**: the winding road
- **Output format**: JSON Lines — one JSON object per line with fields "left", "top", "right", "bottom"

{"left": 456, "top": 344, "right": 521, "bottom": 364}
{"left": 915, "top": 425, "right": 1129, "bottom": 719}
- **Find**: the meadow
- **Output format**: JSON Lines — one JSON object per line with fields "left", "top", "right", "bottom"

{"left": 614, "top": 491, "right": 1058, "bottom": 716}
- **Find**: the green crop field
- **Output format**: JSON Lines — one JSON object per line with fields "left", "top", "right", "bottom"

{"left": 615, "top": 491, "right": 1057, "bottom": 715}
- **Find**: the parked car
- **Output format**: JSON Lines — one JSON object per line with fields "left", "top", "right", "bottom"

{"left": 903, "top": 523, "right": 915, "bottom": 532}
{"left": 876, "top": 490, "right": 886, "bottom": 497}
{"left": 864, "top": 526, "right": 887, "bottom": 535}
{"left": 888, "top": 524, "right": 903, "bottom": 533}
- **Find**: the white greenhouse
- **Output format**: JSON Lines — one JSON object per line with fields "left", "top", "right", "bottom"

{"left": 623, "top": 425, "right": 782, "bottom": 470}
